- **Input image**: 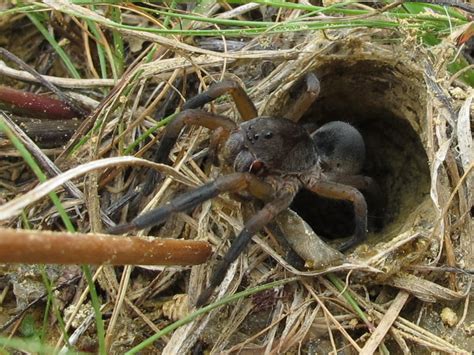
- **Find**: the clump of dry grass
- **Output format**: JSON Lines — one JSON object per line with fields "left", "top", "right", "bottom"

{"left": 0, "top": 1, "right": 472, "bottom": 354}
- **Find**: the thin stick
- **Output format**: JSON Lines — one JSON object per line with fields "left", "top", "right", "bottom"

{"left": 0, "top": 228, "right": 212, "bottom": 266}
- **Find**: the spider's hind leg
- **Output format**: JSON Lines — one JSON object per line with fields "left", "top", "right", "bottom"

{"left": 196, "top": 191, "right": 296, "bottom": 306}
{"left": 328, "top": 174, "right": 385, "bottom": 230}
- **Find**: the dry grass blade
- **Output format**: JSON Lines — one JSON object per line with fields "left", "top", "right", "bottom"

{"left": 0, "top": 60, "right": 116, "bottom": 88}
{"left": 359, "top": 291, "right": 409, "bottom": 354}
{"left": 0, "top": 156, "right": 195, "bottom": 220}
{"left": 44, "top": 0, "right": 297, "bottom": 60}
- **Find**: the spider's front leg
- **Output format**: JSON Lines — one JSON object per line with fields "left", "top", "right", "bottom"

{"left": 304, "top": 179, "right": 368, "bottom": 252}
{"left": 152, "top": 110, "right": 236, "bottom": 166}
{"left": 109, "top": 172, "right": 273, "bottom": 234}
{"left": 109, "top": 172, "right": 290, "bottom": 306}
{"left": 196, "top": 190, "right": 296, "bottom": 306}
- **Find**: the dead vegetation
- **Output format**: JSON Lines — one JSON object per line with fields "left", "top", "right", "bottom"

{"left": 0, "top": 1, "right": 473, "bottom": 354}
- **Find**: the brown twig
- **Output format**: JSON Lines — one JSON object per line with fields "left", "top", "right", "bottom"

{"left": 0, "top": 228, "right": 212, "bottom": 266}
{"left": 4, "top": 116, "right": 80, "bottom": 148}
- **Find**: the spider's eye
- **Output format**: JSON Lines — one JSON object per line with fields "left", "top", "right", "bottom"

{"left": 264, "top": 131, "right": 273, "bottom": 139}
{"left": 253, "top": 134, "right": 260, "bottom": 140}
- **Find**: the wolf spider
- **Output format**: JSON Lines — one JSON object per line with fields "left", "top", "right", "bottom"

{"left": 109, "top": 73, "right": 376, "bottom": 306}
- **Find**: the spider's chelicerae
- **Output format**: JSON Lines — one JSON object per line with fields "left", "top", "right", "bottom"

{"left": 109, "top": 73, "right": 378, "bottom": 306}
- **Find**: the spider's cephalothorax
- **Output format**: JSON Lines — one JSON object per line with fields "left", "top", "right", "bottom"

{"left": 225, "top": 117, "right": 318, "bottom": 174}
{"left": 108, "top": 74, "right": 378, "bottom": 306}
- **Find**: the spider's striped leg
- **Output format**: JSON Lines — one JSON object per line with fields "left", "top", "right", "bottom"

{"left": 183, "top": 80, "right": 258, "bottom": 121}
{"left": 304, "top": 179, "right": 368, "bottom": 252}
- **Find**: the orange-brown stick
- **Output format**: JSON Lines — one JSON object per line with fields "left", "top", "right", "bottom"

{"left": 0, "top": 228, "right": 212, "bottom": 266}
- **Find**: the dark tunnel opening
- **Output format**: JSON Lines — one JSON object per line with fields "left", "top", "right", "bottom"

{"left": 290, "top": 60, "right": 431, "bottom": 247}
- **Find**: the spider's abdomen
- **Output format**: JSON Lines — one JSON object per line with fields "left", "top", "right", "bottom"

{"left": 224, "top": 117, "right": 317, "bottom": 174}
{"left": 312, "top": 121, "right": 365, "bottom": 175}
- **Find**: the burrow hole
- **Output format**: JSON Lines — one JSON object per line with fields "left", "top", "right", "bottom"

{"left": 290, "top": 60, "right": 431, "bottom": 245}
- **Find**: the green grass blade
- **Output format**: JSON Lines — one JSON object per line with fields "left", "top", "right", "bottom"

{"left": 125, "top": 277, "right": 298, "bottom": 354}
{"left": 87, "top": 19, "right": 109, "bottom": 79}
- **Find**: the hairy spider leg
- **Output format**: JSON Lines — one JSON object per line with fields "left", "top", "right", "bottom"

{"left": 196, "top": 192, "right": 295, "bottom": 307}
{"left": 109, "top": 172, "right": 286, "bottom": 305}
{"left": 284, "top": 72, "right": 321, "bottom": 122}
{"left": 183, "top": 80, "right": 258, "bottom": 121}
{"left": 304, "top": 180, "right": 368, "bottom": 252}
{"left": 153, "top": 109, "right": 236, "bottom": 165}
{"left": 108, "top": 172, "right": 273, "bottom": 232}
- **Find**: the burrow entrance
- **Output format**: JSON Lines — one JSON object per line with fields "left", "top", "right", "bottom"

{"left": 290, "top": 59, "right": 431, "bottom": 245}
